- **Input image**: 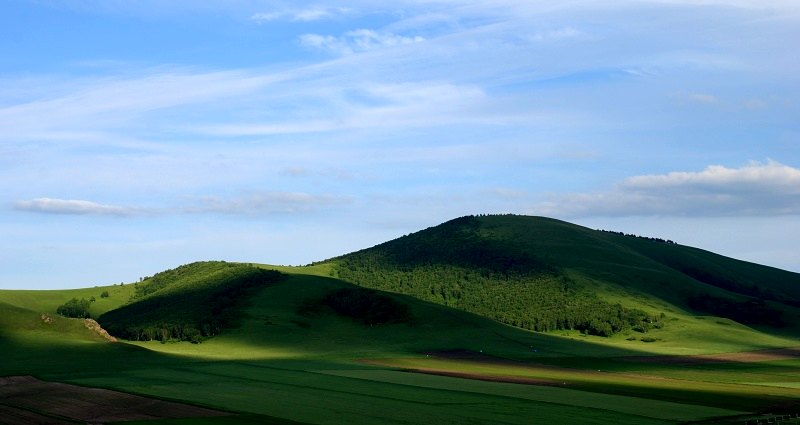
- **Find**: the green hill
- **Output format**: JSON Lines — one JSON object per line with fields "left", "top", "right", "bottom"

{"left": 329, "top": 214, "right": 800, "bottom": 341}
{"left": 3, "top": 225, "right": 800, "bottom": 425}
{"left": 97, "top": 262, "right": 284, "bottom": 343}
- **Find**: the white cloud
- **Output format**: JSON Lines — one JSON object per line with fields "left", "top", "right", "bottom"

{"left": 527, "top": 26, "right": 583, "bottom": 42}
{"left": 251, "top": 6, "right": 350, "bottom": 23}
{"left": 300, "top": 29, "right": 425, "bottom": 55}
{"left": 624, "top": 160, "right": 800, "bottom": 189}
{"left": 249, "top": 12, "right": 283, "bottom": 22}
{"left": 12, "top": 192, "right": 348, "bottom": 218}
{"left": 13, "top": 198, "right": 137, "bottom": 216}
{"left": 536, "top": 161, "right": 800, "bottom": 218}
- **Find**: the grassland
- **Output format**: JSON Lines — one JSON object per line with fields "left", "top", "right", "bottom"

{"left": 0, "top": 269, "right": 797, "bottom": 424}
{"left": 2, "top": 215, "right": 800, "bottom": 424}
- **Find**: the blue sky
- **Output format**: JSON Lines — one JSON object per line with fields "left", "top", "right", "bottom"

{"left": 2, "top": 0, "right": 799, "bottom": 289}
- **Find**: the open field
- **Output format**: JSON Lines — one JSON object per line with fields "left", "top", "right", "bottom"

{"left": 367, "top": 351, "right": 800, "bottom": 413}
{"left": 3, "top": 218, "right": 800, "bottom": 425}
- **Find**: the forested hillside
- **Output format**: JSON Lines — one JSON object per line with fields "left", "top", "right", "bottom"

{"left": 333, "top": 216, "right": 661, "bottom": 336}
{"left": 331, "top": 215, "right": 800, "bottom": 336}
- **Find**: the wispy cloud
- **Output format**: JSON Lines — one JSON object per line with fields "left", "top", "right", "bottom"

{"left": 300, "top": 29, "right": 425, "bottom": 55}
{"left": 13, "top": 198, "right": 138, "bottom": 216}
{"left": 526, "top": 26, "right": 583, "bottom": 42}
{"left": 182, "top": 192, "right": 349, "bottom": 215}
{"left": 251, "top": 6, "right": 351, "bottom": 23}
{"left": 687, "top": 93, "right": 718, "bottom": 104}
{"left": 670, "top": 92, "right": 719, "bottom": 105}
{"left": 0, "top": 69, "right": 286, "bottom": 143}
{"left": 537, "top": 161, "right": 800, "bottom": 218}
{"left": 192, "top": 81, "right": 497, "bottom": 136}
{"left": 12, "top": 192, "right": 348, "bottom": 218}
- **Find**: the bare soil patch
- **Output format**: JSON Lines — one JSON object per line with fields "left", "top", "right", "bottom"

{"left": 0, "top": 404, "right": 75, "bottom": 425}
{"left": 621, "top": 347, "right": 800, "bottom": 366}
{"left": 84, "top": 318, "right": 117, "bottom": 342}
{"left": 0, "top": 375, "right": 230, "bottom": 424}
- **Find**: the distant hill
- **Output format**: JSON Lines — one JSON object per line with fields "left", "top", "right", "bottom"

{"left": 330, "top": 215, "right": 800, "bottom": 336}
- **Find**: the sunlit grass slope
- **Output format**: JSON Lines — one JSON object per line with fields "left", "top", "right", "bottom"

{"left": 0, "top": 283, "right": 135, "bottom": 316}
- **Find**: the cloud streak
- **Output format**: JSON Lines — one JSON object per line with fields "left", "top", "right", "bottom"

{"left": 13, "top": 192, "right": 348, "bottom": 218}
{"left": 300, "top": 29, "right": 425, "bottom": 55}
{"left": 251, "top": 6, "right": 351, "bottom": 23}
{"left": 0, "top": 69, "right": 287, "bottom": 144}
{"left": 182, "top": 192, "right": 349, "bottom": 216}
{"left": 537, "top": 161, "right": 800, "bottom": 218}
{"left": 13, "top": 198, "right": 137, "bottom": 216}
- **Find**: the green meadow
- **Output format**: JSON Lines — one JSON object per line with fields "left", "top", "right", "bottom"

{"left": 2, "top": 216, "right": 800, "bottom": 424}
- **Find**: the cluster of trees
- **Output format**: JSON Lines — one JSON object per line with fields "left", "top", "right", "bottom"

{"left": 687, "top": 294, "right": 784, "bottom": 327}
{"left": 319, "top": 287, "right": 412, "bottom": 325}
{"left": 56, "top": 297, "right": 94, "bottom": 318}
{"left": 597, "top": 229, "right": 676, "bottom": 245}
{"left": 98, "top": 263, "right": 284, "bottom": 343}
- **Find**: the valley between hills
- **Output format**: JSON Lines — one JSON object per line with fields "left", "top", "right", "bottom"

{"left": 2, "top": 215, "right": 800, "bottom": 425}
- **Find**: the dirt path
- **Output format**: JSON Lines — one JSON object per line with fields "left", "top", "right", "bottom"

{"left": 0, "top": 375, "right": 230, "bottom": 424}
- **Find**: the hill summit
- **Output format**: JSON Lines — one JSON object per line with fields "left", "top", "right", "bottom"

{"left": 331, "top": 214, "right": 800, "bottom": 336}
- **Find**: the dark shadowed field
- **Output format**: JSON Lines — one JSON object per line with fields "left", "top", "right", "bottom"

{"left": 0, "top": 376, "right": 230, "bottom": 425}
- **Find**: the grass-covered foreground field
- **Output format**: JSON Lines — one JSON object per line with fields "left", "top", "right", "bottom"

{"left": 3, "top": 216, "right": 800, "bottom": 424}
{"left": 2, "top": 266, "right": 800, "bottom": 425}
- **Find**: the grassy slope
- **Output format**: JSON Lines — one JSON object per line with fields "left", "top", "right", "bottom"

{"left": 0, "top": 283, "right": 135, "bottom": 316}
{"left": 97, "top": 262, "right": 284, "bottom": 342}
{"left": 3, "top": 216, "right": 800, "bottom": 424}
{"left": 0, "top": 268, "right": 767, "bottom": 424}
{"left": 3, "top": 267, "right": 798, "bottom": 424}
{"left": 0, "top": 271, "right": 685, "bottom": 425}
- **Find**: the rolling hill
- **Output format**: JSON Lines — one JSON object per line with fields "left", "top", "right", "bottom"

{"left": 330, "top": 215, "right": 800, "bottom": 343}
{"left": 2, "top": 214, "right": 800, "bottom": 425}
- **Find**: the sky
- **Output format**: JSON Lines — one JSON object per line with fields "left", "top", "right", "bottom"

{"left": 1, "top": 0, "right": 799, "bottom": 289}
